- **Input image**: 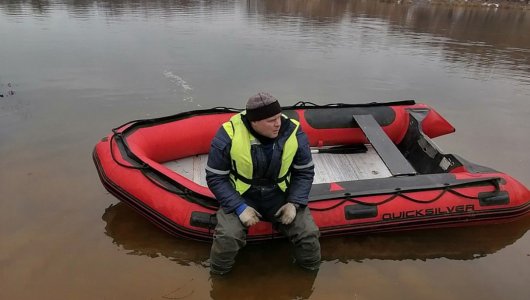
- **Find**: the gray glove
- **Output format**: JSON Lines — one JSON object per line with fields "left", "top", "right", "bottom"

{"left": 274, "top": 203, "right": 297, "bottom": 225}
{"left": 239, "top": 206, "right": 262, "bottom": 227}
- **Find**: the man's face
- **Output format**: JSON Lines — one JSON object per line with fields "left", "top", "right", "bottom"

{"left": 250, "top": 113, "right": 282, "bottom": 139}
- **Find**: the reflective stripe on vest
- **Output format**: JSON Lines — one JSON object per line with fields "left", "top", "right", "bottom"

{"left": 222, "top": 112, "right": 299, "bottom": 195}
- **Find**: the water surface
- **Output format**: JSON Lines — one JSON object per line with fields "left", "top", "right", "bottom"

{"left": 1, "top": 0, "right": 529, "bottom": 299}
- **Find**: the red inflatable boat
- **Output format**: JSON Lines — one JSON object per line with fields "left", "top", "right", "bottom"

{"left": 93, "top": 101, "right": 530, "bottom": 241}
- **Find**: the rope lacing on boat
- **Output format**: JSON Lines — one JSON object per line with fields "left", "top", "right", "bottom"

{"left": 309, "top": 179, "right": 500, "bottom": 212}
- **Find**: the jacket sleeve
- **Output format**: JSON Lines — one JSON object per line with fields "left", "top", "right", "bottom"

{"left": 286, "top": 127, "right": 315, "bottom": 206}
{"left": 205, "top": 127, "right": 246, "bottom": 213}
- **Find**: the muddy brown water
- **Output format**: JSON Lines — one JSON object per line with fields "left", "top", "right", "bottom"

{"left": 1, "top": 1, "right": 529, "bottom": 299}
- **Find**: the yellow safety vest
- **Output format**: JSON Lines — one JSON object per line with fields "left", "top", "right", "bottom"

{"left": 222, "top": 112, "right": 299, "bottom": 195}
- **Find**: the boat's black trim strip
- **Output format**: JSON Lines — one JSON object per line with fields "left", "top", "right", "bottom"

{"left": 309, "top": 174, "right": 502, "bottom": 202}
{"left": 140, "top": 168, "right": 219, "bottom": 209}
{"left": 110, "top": 133, "right": 149, "bottom": 170}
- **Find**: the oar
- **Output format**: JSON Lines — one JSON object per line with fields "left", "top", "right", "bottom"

{"left": 311, "top": 144, "right": 367, "bottom": 154}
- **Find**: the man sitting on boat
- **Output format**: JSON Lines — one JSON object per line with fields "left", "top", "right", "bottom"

{"left": 205, "top": 92, "right": 321, "bottom": 275}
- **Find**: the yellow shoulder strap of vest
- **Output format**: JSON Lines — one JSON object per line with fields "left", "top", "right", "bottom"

{"left": 222, "top": 120, "right": 236, "bottom": 139}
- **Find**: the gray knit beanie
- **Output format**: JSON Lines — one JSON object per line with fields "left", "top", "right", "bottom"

{"left": 245, "top": 92, "right": 282, "bottom": 121}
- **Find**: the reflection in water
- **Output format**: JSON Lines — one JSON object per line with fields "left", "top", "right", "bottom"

{"left": 103, "top": 202, "right": 530, "bottom": 299}
{"left": 103, "top": 203, "right": 317, "bottom": 299}
{"left": 102, "top": 202, "right": 210, "bottom": 265}
{"left": 103, "top": 203, "right": 530, "bottom": 298}
{"left": 209, "top": 266, "right": 317, "bottom": 300}
{"left": 321, "top": 216, "right": 530, "bottom": 261}
{"left": 0, "top": 0, "right": 239, "bottom": 17}
{"left": 103, "top": 202, "right": 530, "bottom": 263}
{"left": 249, "top": 0, "right": 530, "bottom": 84}
{"left": 2, "top": 0, "right": 529, "bottom": 85}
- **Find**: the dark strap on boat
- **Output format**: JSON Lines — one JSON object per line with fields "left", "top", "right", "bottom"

{"left": 353, "top": 114, "right": 416, "bottom": 176}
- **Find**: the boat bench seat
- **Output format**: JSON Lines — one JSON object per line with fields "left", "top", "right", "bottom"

{"left": 353, "top": 114, "right": 416, "bottom": 176}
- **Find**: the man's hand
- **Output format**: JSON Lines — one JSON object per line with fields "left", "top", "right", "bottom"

{"left": 238, "top": 206, "right": 262, "bottom": 227}
{"left": 274, "top": 203, "right": 297, "bottom": 225}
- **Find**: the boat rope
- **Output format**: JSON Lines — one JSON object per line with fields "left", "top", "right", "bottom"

{"left": 292, "top": 101, "right": 320, "bottom": 107}
{"left": 210, "top": 106, "right": 242, "bottom": 112}
{"left": 290, "top": 100, "right": 416, "bottom": 108}
{"left": 309, "top": 181, "right": 499, "bottom": 212}
{"left": 447, "top": 188, "right": 488, "bottom": 200}
{"left": 310, "top": 194, "right": 399, "bottom": 211}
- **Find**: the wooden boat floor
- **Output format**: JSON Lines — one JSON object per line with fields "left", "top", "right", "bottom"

{"left": 163, "top": 144, "right": 392, "bottom": 187}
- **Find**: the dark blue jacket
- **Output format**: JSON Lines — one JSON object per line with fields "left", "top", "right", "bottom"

{"left": 205, "top": 116, "right": 315, "bottom": 214}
